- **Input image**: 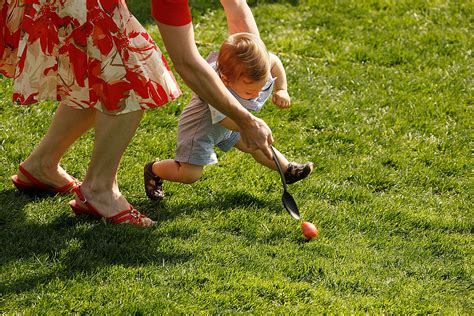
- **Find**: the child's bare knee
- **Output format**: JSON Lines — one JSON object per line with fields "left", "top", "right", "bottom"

{"left": 181, "top": 174, "right": 201, "bottom": 184}
{"left": 178, "top": 163, "right": 203, "bottom": 184}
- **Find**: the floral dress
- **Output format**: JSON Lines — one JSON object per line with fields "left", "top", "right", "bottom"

{"left": 0, "top": 0, "right": 181, "bottom": 114}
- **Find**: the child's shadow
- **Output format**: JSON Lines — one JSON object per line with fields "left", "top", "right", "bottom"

{"left": 0, "top": 189, "right": 193, "bottom": 297}
{"left": 138, "top": 190, "right": 282, "bottom": 223}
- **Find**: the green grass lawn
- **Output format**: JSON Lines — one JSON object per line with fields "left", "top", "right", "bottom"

{"left": 1, "top": 0, "right": 472, "bottom": 313}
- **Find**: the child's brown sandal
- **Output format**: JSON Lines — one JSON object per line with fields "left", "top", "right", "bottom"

{"left": 284, "top": 162, "right": 314, "bottom": 184}
{"left": 144, "top": 160, "right": 165, "bottom": 201}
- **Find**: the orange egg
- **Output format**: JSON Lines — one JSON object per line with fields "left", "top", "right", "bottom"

{"left": 301, "top": 221, "right": 318, "bottom": 239}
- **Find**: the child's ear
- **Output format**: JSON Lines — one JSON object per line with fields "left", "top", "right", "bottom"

{"left": 220, "top": 74, "right": 229, "bottom": 86}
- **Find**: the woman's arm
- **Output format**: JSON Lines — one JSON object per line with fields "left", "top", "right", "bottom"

{"left": 220, "top": 0, "right": 260, "bottom": 36}
{"left": 219, "top": 117, "right": 240, "bottom": 131}
{"left": 156, "top": 22, "right": 273, "bottom": 158}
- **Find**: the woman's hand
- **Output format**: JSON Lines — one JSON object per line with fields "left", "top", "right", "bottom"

{"left": 220, "top": 0, "right": 260, "bottom": 36}
{"left": 239, "top": 116, "right": 273, "bottom": 159}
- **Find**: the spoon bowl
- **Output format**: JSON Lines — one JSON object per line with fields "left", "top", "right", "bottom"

{"left": 271, "top": 146, "right": 301, "bottom": 220}
{"left": 282, "top": 191, "right": 300, "bottom": 220}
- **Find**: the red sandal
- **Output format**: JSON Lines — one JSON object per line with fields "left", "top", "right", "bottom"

{"left": 11, "top": 165, "right": 79, "bottom": 194}
{"left": 69, "top": 186, "right": 155, "bottom": 227}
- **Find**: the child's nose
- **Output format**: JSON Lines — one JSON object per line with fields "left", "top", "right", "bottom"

{"left": 249, "top": 92, "right": 259, "bottom": 99}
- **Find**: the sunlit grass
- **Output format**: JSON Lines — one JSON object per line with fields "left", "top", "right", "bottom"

{"left": 0, "top": 0, "right": 472, "bottom": 313}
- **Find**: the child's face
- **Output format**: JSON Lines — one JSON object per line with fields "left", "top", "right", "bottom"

{"left": 225, "top": 76, "right": 268, "bottom": 100}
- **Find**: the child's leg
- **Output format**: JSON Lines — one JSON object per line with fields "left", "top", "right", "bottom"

{"left": 234, "top": 139, "right": 288, "bottom": 171}
{"left": 234, "top": 139, "right": 313, "bottom": 184}
{"left": 152, "top": 159, "right": 203, "bottom": 184}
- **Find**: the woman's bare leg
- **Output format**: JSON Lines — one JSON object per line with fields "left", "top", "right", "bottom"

{"left": 77, "top": 110, "right": 154, "bottom": 226}
{"left": 18, "top": 104, "right": 95, "bottom": 187}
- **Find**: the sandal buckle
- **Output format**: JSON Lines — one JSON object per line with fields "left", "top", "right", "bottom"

{"left": 130, "top": 209, "right": 140, "bottom": 219}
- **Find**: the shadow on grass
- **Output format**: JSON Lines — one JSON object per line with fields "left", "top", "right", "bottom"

{"left": 0, "top": 189, "right": 280, "bottom": 296}
{"left": 0, "top": 189, "right": 192, "bottom": 296}
{"left": 137, "top": 190, "right": 282, "bottom": 222}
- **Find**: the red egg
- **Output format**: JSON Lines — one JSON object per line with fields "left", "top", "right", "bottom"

{"left": 301, "top": 221, "right": 318, "bottom": 239}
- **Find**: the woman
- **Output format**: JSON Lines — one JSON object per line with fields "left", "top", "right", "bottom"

{"left": 1, "top": 0, "right": 273, "bottom": 227}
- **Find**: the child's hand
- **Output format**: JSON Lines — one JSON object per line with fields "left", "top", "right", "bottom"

{"left": 272, "top": 89, "right": 291, "bottom": 109}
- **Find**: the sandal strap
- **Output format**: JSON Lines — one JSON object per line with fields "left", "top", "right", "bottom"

{"left": 18, "top": 165, "right": 78, "bottom": 192}
{"left": 144, "top": 160, "right": 164, "bottom": 200}
{"left": 144, "top": 160, "right": 162, "bottom": 183}
{"left": 71, "top": 186, "right": 150, "bottom": 226}
{"left": 58, "top": 178, "right": 80, "bottom": 192}
{"left": 71, "top": 185, "right": 101, "bottom": 216}
{"left": 71, "top": 186, "right": 86, "bottom": 203}
{"left": 107, "top": 207, "right": 146, "bottom": 226}
{"left": 18, "top": 165, "right": 51, "bottom": 190}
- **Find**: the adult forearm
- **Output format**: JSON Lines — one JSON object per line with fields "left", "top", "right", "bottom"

{"left": 175, "top": 56, "right": 252, "bottom": 123}
{"left": 220, "top": 0, "right": 259, "bottom": 36}
{"left": 219, "top": 117, "right": 240, "bottom": 131}
{"left": 178, "top": 57, "right": 273, "bottom": 156}
{"left": 158, "top": 22, "right": 251, "bottom": 123}
{"left": 177, "top": 55, "right": 273, "bottom": 157}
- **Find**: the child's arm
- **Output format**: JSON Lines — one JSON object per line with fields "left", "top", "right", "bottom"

{"left": 269, "top": 53, "right": 291, "bottom": 109}
{"left": 219, "top": 117, "right": 240, "bottom": 131}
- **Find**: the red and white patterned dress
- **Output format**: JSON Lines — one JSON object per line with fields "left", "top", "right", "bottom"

{"left": 0, "top": 0, "right": 181, "bottom": 115}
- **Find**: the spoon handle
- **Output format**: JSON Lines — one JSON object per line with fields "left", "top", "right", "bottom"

{"left": 271, "top": 146, "right": 288, "bottom": 190}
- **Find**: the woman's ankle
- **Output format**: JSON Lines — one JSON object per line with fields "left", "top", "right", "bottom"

{"left": 21, "top": 156, "right": 60, "bottom": 173}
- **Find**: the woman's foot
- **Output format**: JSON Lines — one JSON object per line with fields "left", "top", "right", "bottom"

{"left": 12, "top": 162, "right": 79, "bottom": 194}
{"left": 71, "top": 185, "right": 155, "bottom": 227}
{"left": 144, "top": 160, "right": 164, "bottom": 201}
{"left": 284, "top": 162, "right": 314, "bottom": 184}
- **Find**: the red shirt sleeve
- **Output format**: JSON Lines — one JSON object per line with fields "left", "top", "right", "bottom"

{"left": 152, "top": 0, "right": 192, "bottom": 26}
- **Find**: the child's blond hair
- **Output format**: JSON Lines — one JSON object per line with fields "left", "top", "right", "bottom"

{"left": 217, "top": 32, "right": 270, "bottom": 82}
